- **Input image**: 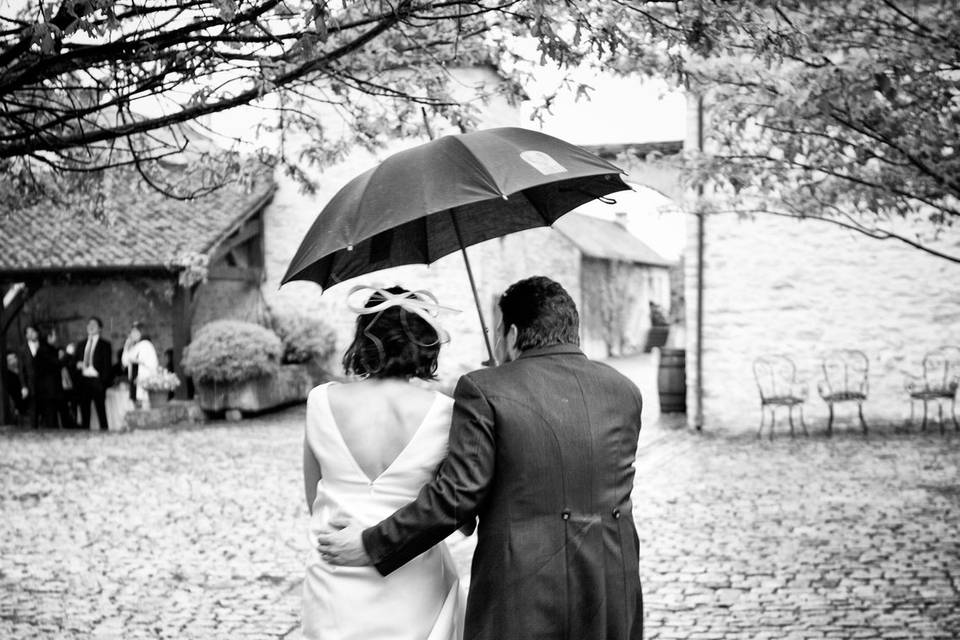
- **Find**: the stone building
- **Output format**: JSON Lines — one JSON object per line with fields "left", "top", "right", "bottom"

{"left": 680, "top": 101, "right": 960, "bottom": 434}
{"left": 683, "top": 211, "right": 960, "bottom": 434}
{"left": 265, "top": 206, "right": 672, "bottom": 385}
{"left": 261, "top": 68, "right": 685, "bottom": 383}
{"left": 0, "top": 169, "right": 275, "bottom": 422}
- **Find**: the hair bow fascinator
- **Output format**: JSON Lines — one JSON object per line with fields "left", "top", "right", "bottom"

{"left": 347, "top": 285, "right": 460, "bottom": 345}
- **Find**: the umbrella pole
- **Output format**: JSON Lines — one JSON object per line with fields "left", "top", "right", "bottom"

{"left": 449, "top": 212, "right": 498, "bottom": 367}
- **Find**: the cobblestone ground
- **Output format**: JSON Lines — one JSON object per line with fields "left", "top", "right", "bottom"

{"left": 634, "top": 426, "right": 960, "bottom": 640}
{"left": 2, "top": 410, "right": 958, "bottom": 639}
{"left": 1, "top": 412, "right": 307, "bottom": 639}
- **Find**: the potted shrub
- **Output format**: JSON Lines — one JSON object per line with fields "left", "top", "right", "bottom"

{"left": 182, "top": 319, "right": 321, "bottom": 416}
{"left": 182, "top": 320, "right": 283, "bottom": 414}
{"left": 270, "top": 309, "right": 338, "bottom": 377}
{"left": 137, "top": 368, "right": 181, "bottom": 408}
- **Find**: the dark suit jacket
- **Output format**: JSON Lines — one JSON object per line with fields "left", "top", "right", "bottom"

{"left": 76, "top": 336, "right": 113, "bottom": 388}
{"left": 21, "top": 343, "right": 63, "bottom": 399}
{"left": 4, "top": 366, "right": 25, "bottom": 411}
{"left": 363, "top": 344, "right": 644, "bottom": 640}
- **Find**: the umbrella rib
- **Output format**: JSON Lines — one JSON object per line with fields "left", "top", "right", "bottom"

{"left": 518, "top": 189, "right": 555, "bottom": 226}
{"left": 449, "top": 136, "right": 505, "bottom": 198}
{"left": 421, "top": 214, "right": 431, "bottom": 262}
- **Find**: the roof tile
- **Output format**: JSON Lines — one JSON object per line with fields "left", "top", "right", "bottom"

{"left": 0, "top": 170, "right": 275, "bottom": 273}
{"left": 555, "top": 212, "right": 673, "bottom": 267}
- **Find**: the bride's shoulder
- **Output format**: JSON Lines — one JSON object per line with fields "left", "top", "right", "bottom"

{"left": 323, "top": 380, "right": 362, "bottom": 408}
{"left": 434, "top": 390, "right": 454, "bottom": 409}
{"left": 307, "top": 381, "right": 339, "bottom": 406}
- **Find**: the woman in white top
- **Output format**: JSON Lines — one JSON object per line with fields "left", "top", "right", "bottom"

{"left": 120, "top": 322, "right": 159, "bottom": 406}
{"left": 302, "top": 286, "right": 464, "bottom": 640}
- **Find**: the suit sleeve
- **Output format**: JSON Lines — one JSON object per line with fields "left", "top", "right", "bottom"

{"left": 98, "top": 340, "right": 114, "bottom": 385}
{"left": 362, "top": 374, "right": 496, "bottom": 576}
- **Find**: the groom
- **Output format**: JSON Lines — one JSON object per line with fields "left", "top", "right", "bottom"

{"left": 319, "top": 276, "right": 645, "bottom": 639}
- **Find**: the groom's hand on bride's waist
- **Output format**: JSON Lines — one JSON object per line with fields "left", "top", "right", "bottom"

{"left": 316, "top": 520, "right": 371, "bottom": 567}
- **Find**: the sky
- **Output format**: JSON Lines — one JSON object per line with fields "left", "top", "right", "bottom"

{"left": 519, "top": 66, "right": 687, "bottom": 146}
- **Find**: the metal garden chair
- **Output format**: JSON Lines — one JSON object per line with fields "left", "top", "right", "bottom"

{"left": 905, "top": 345, "right": 960, "bottom": 434}
{"left": 817, "top": 349, "right": 869, "bottom": 436}
{"left": 753, "top": 354, "right": 808, "bottom": 439}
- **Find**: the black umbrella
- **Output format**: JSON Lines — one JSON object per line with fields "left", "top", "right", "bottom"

{"left": 282, "top": 127, "right": 630, "bottom": 364}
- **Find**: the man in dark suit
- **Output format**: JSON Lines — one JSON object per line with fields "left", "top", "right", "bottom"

{"left": 45, "top": 327, "right": 78, "bottom": 429}
{"left": 320, "top": 276, "right": 645, "bottom": 640}
{"left": 75, "top": 316, "right": 113, "bottom": 431}
{"left": 21, "top": 324, "right": 63, "bottom": 429}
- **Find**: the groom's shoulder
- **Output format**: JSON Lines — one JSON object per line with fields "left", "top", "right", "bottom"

{"left": 588, "top": 358, "right": 638, "bottom": 384}
{"left": 457, "top": 359, "right": 525, "bottom": 393}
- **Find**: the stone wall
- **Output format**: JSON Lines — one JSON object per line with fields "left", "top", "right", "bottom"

{"left": 581, "top": 258, "right": 671, "bottom": 358}
{"left": 686, "top": 212, "right": 960, "bottom": 433}
{"left": 193, "top": 278, "right": 267, "bottom": 331}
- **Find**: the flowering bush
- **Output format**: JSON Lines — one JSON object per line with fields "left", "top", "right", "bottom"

{"left": 182, "top": 320, "right": 283, "bottom": 384}
{"left": 270, "top": 309, "right": 337, "bottom": 366}
{"left": 137, "top": 368, "right": 181, "bottom": 392}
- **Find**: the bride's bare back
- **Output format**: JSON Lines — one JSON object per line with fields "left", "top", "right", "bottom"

{"left": 327, "top": 379, "right": 439, "bottom": 482}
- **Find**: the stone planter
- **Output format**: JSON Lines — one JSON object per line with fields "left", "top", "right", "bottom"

{"left": 125, "top": 400, "right": 206, "bottom": 430}
{"left": 194, "top": 363, "right": 329, "bottom": 417}
{"left": 147, "top": 390, "right": 171, "bottom": 408}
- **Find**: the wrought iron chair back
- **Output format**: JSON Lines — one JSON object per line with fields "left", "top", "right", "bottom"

{"left": 752, "top": 354, "right": 807, "bottom": 439}
{"left": 819, "top": 349, "right": 869, "bottom": 399}
{"left": 922, "top": 346, "right": 960, "bottom": 393}
{"left": 817, "top": 349, "right": 869, "bottom": 435}
{"left": 905, "top": 345, "right": 960, "bottom": 433}
{"left": 753, "top": 354, "right": 801, "bottom": 402}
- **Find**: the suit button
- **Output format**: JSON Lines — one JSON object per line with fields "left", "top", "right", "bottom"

{"left": 612, "top": 508, "right": 621, "bottom": 519}
{"left": 561, "top": 510, "right": 571, "bottom": 521}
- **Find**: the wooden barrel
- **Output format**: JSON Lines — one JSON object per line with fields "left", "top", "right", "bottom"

{"left": 657, "top": 348, "right": 687, "bottom": 413}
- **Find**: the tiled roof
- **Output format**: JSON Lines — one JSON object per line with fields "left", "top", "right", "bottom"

{"left": 555, "top": 212, "right": 673, "bottom": 267}
{"left": 0, "top": 171, "right": 275, "bottom": 274}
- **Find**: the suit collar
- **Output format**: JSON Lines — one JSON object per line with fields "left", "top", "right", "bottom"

{"left": 517, "top": 343, "right": 585, "bottom": 360}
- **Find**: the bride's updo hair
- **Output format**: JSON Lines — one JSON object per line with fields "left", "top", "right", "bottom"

{"left": 342, "top": 286, "right": 441, "bottom": 380}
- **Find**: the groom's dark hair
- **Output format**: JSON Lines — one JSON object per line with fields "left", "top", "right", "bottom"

{"left": 498, "top": 276, "right": 579, "bottom": 352}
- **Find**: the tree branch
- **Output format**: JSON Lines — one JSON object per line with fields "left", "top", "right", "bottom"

{"left": 0, "top": 0, "right": 416, "bottom": 159}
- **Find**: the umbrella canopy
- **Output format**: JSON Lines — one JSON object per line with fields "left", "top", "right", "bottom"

{"left": 281, "top": 127, "right": 630, "bottom": 288}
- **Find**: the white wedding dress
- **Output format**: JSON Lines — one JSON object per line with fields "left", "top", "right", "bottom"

{"left": 302, "top": 383, "right": 464, "bottom": 640}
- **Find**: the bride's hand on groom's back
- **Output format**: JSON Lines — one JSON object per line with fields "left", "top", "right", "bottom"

{"left": 316, "top": 519, "right": 372, "bottom": 567}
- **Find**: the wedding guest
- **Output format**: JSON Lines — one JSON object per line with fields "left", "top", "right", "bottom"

{"left": 121, "top": 322, "right": 159, "bottom": 407}
{"left": 63, "top": 342, "right": 83, "bottom": 426}
{"left": 4, "top": 352, "right": 26, "bottom": 420}
{"left": 75, "top": 316, "right": 113, "bottom": 431}
{"left": 21, "top": 324, "right": 62, "bottom": 429}
{"left": 45, "top": 327, "right": 78, "bottom": 429}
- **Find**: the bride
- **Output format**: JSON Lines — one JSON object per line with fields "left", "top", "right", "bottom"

{"left": 302, "top": 286, "right": 464, "bottom": 640}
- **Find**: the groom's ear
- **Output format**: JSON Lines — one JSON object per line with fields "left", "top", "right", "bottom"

{"left": 506, "top": 324, "right": 519, "bottom": 352}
